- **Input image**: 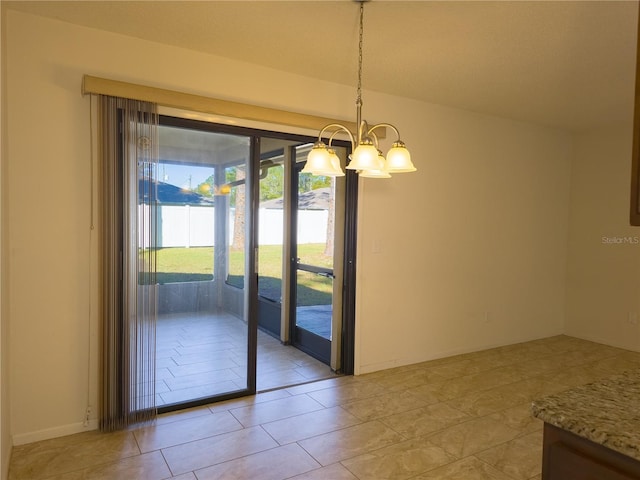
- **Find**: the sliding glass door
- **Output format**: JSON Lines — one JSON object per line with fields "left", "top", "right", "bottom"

{"left": 155, "top": 117, "right": 256, "bottom": 410}
{"left": 148, "top": 116, "right": 355, "bottom": 412}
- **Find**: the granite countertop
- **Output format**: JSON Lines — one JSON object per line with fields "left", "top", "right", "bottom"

{"left": 531, "top": 369, "right": 640, "bottom": 461}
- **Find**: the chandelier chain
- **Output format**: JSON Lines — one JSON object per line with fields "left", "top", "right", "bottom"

{"left": 303, "top": 0, "right": 416, "bottom": 177}
{"left": 356, "top": 1, "right": 364, "bottom": 109}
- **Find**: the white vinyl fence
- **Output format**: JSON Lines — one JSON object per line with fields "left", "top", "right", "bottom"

{"left": 148, "top": 205, "right": 328, "bottom": 248}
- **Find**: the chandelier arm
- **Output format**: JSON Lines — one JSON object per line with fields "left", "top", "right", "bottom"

{"left": 318, "top": 123, "right": 356, "bottom": 149}
{"left": 367, "top": 123, "right": 403, "bottom": 142}
{"left": 357, "top": 119, "right": 368, "bottom": 144}
{"left": 366, "top": 130, "right": 380, "bottom": 150}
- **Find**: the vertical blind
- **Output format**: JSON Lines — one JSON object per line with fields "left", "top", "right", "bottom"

{"left": 99, "top": 96, "right": 159, "bottom": 431}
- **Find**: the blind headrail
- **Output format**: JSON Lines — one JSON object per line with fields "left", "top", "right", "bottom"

{"left": 81, "top": 75, "right": 383, "bottom": 138}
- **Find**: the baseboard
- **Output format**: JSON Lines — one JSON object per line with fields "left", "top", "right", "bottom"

{"left": 357, "top": 331, "right": 565, "bottom": 374}
{"left": 563, "top": 331, "right": 640, "bottom": 353}
{"left": 12, "top": 419, "right": 99, "bottom": 446}
{"left": 1, "top": 443, "right": 10, "bottom": 480}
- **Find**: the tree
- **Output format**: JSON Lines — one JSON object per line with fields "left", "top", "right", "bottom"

{"left": 196, "top": 175, "right": 214, "bottom": 197}
{"left": 260, "top": 164, "right": 284, "bottom": 201}
{"left": 298, "top": 173, "right": 331, "bottom": 194}
{"left": 231, "top": 167, "right": 245, "bottom": 251}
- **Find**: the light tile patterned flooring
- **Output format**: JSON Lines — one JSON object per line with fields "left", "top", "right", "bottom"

{"left": 156, "top": 313, "right": 339, "bottom": 407}
{"left": 10, "top": 335, "right": 640, "bottom": 479}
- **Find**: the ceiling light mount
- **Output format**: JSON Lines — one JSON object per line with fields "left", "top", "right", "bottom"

{"left": 303, "top": 0, "right": 416, "bottom": 178}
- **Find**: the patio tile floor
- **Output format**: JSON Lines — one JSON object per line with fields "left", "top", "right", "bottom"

{"left": 156, "top": 312, "right": 339, "bottom": 407}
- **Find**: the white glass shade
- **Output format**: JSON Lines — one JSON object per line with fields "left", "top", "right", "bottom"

{"left": 385, "top": 141, "right": 416, "bottom": 173}
{"left": 327, "top": 150, "right": 346, "bottom": 177}
{"left": 303, "top": 144, "right": 344, "bottom": 176}
{"left": 312, "top": 149, "right": 345, "bottom": 177}
{"left": 346, "top": 142, "right": 383, "bottom": 171}
{"left": 302, "top": 143, "right": 332, "bottom": 174}
{"left": 360, "top": 168, "right": 391, "bottom": 178}
{"left": 360, "top": 150, "right": 391, "bottom": 178}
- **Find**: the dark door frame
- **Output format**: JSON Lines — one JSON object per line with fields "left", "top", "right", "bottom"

{"left": 289, "top": 159, "right": 331, "bottom": 364}
{"left": 288, "top": 143, "right": 357, "bottom": 374}
{"left": 341, "top": 168, "right": 358, "bottom": 375}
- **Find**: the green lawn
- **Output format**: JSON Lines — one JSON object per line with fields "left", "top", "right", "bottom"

{"left": 154, "top": 245, "right": 333, "bottom": 306}
{"left": 154, "top": 247, "right": 215, "bottom": 284}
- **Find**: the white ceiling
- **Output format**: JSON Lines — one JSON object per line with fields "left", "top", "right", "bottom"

{"left": 5, "top": 0, "right": 639, "bottom": 132}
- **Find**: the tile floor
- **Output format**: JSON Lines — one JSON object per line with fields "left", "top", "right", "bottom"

{"left": 9, "top": 335, "right": 640, "bottom": 479}
{"left": 156, "top": 313, "right": 339, "bottom": 407}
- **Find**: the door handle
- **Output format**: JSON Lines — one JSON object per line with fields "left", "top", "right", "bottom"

{"left": 316, "top": 271, "right": 335, "bottom": 279}
{"left": 297, "top": 263, "right": 334, "bottom": 278}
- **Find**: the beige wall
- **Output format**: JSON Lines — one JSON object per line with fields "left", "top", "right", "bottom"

{"left": 354, "top": 100, "right": 572, "bottom": 372}
{"left": 565, "top": 125, "right": 640, "bottom": 349}
{"left": 1, "top": 4, "right": 11, "bottom": 478}
{"left": 5, "top": 10, "right": 575, "bottom": 443}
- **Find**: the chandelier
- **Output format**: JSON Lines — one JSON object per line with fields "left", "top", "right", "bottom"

{"left": 302, "top": 0, "right": 416, "bottom": 178}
